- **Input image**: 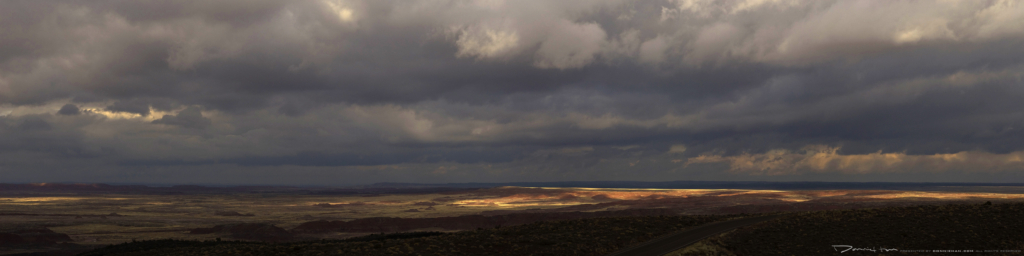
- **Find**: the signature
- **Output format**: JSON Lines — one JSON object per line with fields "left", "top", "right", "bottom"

{"left": 832, "top": 245, "right": 899, "bottom": 253}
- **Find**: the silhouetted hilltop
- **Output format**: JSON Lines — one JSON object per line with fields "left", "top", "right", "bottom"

{"left": 0, "top": 227, "right": 71, "bottom": 246}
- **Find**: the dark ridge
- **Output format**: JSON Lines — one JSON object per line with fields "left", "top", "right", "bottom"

{"left": 188, "top": 223, "right": 292, "bottom": 242}
{"left": 0, "top": 228, "right": 72, "bottom": 246}
{"left": 77, "top": 239, "right": 260, "bottom": 256}
{"left": 213, "top": 211, "right": 254, "bottom": 217}
{"left": 340, "top": 231, "right": 446, "bottom": 242}
{"left": 291, "top": 208, "right": 680, "bottom": 233}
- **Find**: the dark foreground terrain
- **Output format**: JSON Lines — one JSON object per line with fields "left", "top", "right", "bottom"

{"left": 78, "top": 214, "right": 740, "bottom": 256}
{"left": 6, "top": 183, "right": 1024, "bottom": 255}
{"left": 75, "top": 202, "right": 1024, "bottom": 256}
{"left": 688, "top": 201, "right": 1024, "bottom": 255}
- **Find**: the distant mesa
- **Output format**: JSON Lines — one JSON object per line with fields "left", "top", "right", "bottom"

{"left": 214, "top": 211, "right": 254, "bottom": 217}
{"left": 403, "top": 209, "right": 421, "bottom": 212}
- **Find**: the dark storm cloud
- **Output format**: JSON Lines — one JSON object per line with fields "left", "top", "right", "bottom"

{"left": 152, "top": 106, "right": 212, "bottom": 129}
{"left": 0, "top": 113, "right": 100, "bottom": 159}
{"left": 120, "top": 147, "right": 524, "bottom": 167}
{"left": 1, "top": 0, "right": 1024, "bottom": 184}
{"left": 57, "top": 104, "right": 80, "bottom": 115}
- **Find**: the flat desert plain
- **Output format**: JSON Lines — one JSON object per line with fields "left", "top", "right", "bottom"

{"left": 3, "top": 183, "right": 1024, "bottom": 254}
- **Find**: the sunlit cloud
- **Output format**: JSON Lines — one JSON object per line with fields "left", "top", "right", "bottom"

{"left": 323, "top": 0, "right": 356, "bottom": 23}
{"left": 454, "top": 27, "right": 521, "bottom": 60}
{"left": 686, "top": 145, "right": 1024, "bottom": 175}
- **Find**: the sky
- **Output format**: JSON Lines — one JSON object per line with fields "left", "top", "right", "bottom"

{"left": 2, "top": 0, "right": 1024, "bottom": 185}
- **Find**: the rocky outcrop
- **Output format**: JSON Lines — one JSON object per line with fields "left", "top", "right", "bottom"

{"left": 189, "top": 223, "right": 292, "bottom": 242}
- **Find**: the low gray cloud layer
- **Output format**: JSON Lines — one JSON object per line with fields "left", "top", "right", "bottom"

{"left": 2, "top": 0, "right": 1024, "bottom": 185}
